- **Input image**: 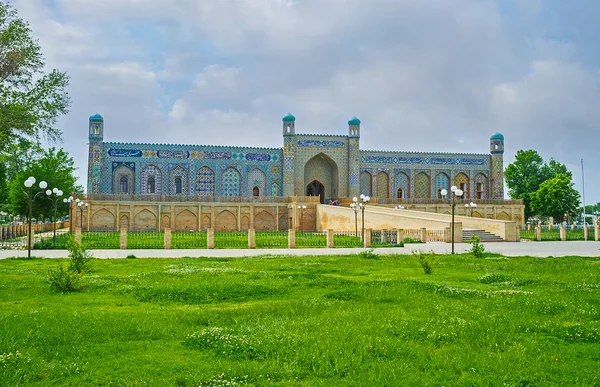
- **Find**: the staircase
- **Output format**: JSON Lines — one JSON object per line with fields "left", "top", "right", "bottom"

{"left": 463, "top": 229, "right": 504, "bottom": 242}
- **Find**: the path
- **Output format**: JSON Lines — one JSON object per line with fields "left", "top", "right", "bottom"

{"left": 1, "top": 241, "right": 599, "bottom": 259}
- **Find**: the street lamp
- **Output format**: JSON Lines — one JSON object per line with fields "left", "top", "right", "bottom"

{"left": 350, "top": 199, "right": 360, "bottom": 236}
{"left": 77, "top": 201, "right": 89, "bottom": 230}
{"left": 465, "top": 202, "right": 477, "bottom": 217}
{"left": 297, "top": 205, "right": 307, "bottom": 232}
{"left": 45, "top": 188, "right": 64, "bottom": 245}
{"left": 441, "top": 185, "right": 463, "bottom": 255}
{"left": 353, "top": 194, "right": 370, "bottom": 241}
{"left": 395, "top": 205, "right": 405, "bottom": 210}
{"left": 23, "top": 177, "right": 48, "bottom": 258}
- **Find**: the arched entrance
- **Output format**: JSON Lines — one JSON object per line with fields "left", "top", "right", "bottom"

{"left": 304, "top": 153, "right": 338, "bottom": 203}
{"left": 306, "top": 180, "right": 325, "bottom": 203}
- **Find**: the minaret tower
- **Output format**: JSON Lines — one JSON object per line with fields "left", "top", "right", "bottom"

{"left": 282, "top": 113, "right": 296, "bottom": 197}
{"left": 347, "top": 116, "right": 361, "bottom": 198}
{"left": 490, "top": 132, "right": 504, "bottom": 199}
{"left": 87, "top": 113, "right": 104, "bottom": 194}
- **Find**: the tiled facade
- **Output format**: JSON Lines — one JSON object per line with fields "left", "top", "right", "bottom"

{"left": 87, "top": 113, "right": 504, "bottom": 202}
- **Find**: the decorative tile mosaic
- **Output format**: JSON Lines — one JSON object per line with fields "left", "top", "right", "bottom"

{"left": 376, "top": 172, "right": 389, "bottom": 198}
{"left": 196, "top": 166, "right": 215, "bottom": 196}
{"left": 395, "top": 172, "right": 409, "bottom": 198}
{"left": 222, "top": 167, "right": 241, "bottom": 196}
{"left": 158, "top": 150, "right": 190, "bottom": 159}
{"left": 360, "top": 171, "right": 372, "bottom": 196}
{"left": 108, "top": 149, "right": 142, "bottom": 157}
{"left": 168, "top": 165, "right": 189, "bottom": 195}
{"left": 414, "top": 172, "right": 430, "bottom": 198}
{"left": 297, "top": 140, "right": 345, "bottom": 147}
{"left": 141, "top": 165, "right": 162, "bottom": 194}
{"left": 247, "top": 168, "right": 266, "bottom": 196}
{"left": 435, "top": 173, "right": 449, "bottom": 198}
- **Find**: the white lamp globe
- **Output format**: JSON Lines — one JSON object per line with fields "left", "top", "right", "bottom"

{"left": 365, "top": 196, "right": 370, "bottom": 202}
{"left": 69, "top": 196, "right": 74, "bottom": 201}
{"left": 352, "top": 197, "right": 357, "bottom": 202}
{"left": 29, "top": 176, "right": 36, "bottom": 184}
{"left": 78, "top": 202, "right": 82, "bottom": 207}
{"left": 360, "top": 194, "right": 365, "bottom": 200}
{"left": 85, "top": 203, "right": 89, "bottom": 207}
{"left": 39, "top": 181, "right": 47, "bottom": 189}
{"left": 302, "top": 205, "right": 306, "bottom": 209}
{"left": 46, "top": 189, "right": 52, "bottom": 196}
{"left": 455, "top": 189, "right": 464, "bottom": 197}
{"left": 52, "top": 187, "right": 58, "bottom": 194}
{"left": 440, "top": 189, "right": 447, "bottom": 196}
{"left": 24, "top": 179, "right": 33, "bottom": 188}
{"left": 63, "top": 198, "right": 68, "bottom": 203}
{"left": 57, "top": 190, "right": 63, "bottom": 196}
{"left": 465, "top": 204, "right": 469, "bottom": 208}
{"left": 75, "top": 198, "right": 80, "bottom": 203}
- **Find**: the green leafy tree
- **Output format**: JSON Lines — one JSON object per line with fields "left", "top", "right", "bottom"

{"left": 7, "top": 147, "right": 81, "bottom": 219}
{"left": 0, "top": 2, "right": 70, "bottom": 152}
{"left": 530, "top": 174, "right": 580, "bottom": 223}
{"left": 505, "top": 150, "right": 570, "bottom": 219}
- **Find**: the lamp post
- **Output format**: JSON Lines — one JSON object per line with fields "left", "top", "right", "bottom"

{"left": 350, "top": 200, "right": 360, "bottom": 236}
{"left": 353, "top": 194, "right": 370, "bottom": 241}
{"left": 441, "top": 185, "right": 463, "bottom": 255}
{"left": 77, "top": 200, "right": 88, "bottom": 230}
{"left": 24, "top": 177, "right": 48, "bottom": 258}
{"left": 297, "top": 205, "right": 306, "bottom": 232}
{"left": 45, "top": 188, "right": 64, "bottom": 245}
{"left": 465, "top": 202, "right": 477, "bottom": 217}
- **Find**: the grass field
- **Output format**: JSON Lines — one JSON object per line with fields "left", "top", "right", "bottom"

{"left": 1, "top": 253, "right": 600, "bottom": 386}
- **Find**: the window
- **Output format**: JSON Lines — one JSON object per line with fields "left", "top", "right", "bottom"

{"left": 148, "top": 177, "right": 155, "bottom": 194}
{"left": 459, "top": 183, "right": 466, "bottom": 195}
{"left": 397, "top": 188, "right": 404, "bottom": 199}
{"left": 175, "top": 176, "right": 182, "bottom": 194}
{"left": 119, "top": 176, "right": 128, "bottom": 193}
{"left": 476, "top": 183, "right": 483, "bottom": 199}
{"left": 253, "top": 186, "right": 260, "bottom": 196}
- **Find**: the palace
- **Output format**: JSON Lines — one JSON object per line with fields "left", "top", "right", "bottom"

{"left": 87, "top": 113, "right": 505, "bottom": 202}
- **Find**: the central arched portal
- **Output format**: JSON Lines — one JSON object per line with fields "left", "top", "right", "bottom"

{"left": 304, "top": 153, "right": 338, "bottom": 204}
{"left": 306, "top": 180, "right": 325, "bottom": 203}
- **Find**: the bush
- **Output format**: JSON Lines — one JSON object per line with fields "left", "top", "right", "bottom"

{"left": 469, "top": 235, "right": 485, "bottom": 258}
{"left": 359, "top": 249, "right": 378, "bottom": 259}
{"left": 46, "top": 263, "right": 84, "bottom": 292}
{"left": 126, "top": 254, "right": 136, "bottom": 259}
{"left": 66, "top": 238, "right": 93, "bottom": 273}
{"left": 413, "top": 250, "right": 438, "bottom": 274}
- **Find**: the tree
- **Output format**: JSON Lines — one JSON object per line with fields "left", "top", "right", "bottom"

{"left": 505, "top": 150, "right": 571, "bottom": 219}
{"left": 0, "top": 2, "right": 70, "bottom": 153}
{"left": 530, "top": 174, "right": 580, "bottom": 223}
{"left": 7, "top": 148, "right": 81, "bottom": 219}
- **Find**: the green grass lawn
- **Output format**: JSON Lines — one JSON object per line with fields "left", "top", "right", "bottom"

{"left": 1, "top": 254, "right": 600, "bottom": 386}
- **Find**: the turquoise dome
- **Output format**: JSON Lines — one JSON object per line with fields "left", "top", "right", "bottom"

{"left": 282, "top": 113, "right": 296, "bottom": 122}
{"left": 348, "top": 116, "right": 361, "bottom": 125}
{"left": 89, "top": 113, "right": 103, "bottom": 121}
{"left": 490, "top": 132, "right": 504, "bottom": 140}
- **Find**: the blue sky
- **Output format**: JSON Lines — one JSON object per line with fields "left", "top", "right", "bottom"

{"left": 10, "top": 0, "right": 600, "bottom": 205}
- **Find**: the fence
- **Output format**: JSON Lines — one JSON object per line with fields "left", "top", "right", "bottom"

{"left": 0, "top": 222, "right": 70, "bottom": 241}
{"left": 520, "top": 226, "right": 599, "bottom": 242}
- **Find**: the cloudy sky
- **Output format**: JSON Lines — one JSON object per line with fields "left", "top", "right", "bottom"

{"left": 10, "top": 0, "right": 600, "bottom": 206}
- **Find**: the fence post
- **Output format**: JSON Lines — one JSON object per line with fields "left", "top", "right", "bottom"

{"left": 571, "top": 223, "right": 575, "bottom": 231}
{"left": 364, "top": 228, "right": 371, "bottom": 248}
{"left": 536, "top": 226, "right": 541, "bottom": 241}
{"left": 420, "top": 227, "right": 427, "bottom": 243}
{"left": 444, "top": 227, "right": 451, "bottom": 243}
{"left": 584, "top": 224, "right": 589, "bottom": 241}
{"left": 595, "top": 224, "right": 599, "bottom": 242}
{"left": 120, "top": 228, "right": 127, "bottom": 249}
{"left": 527, "top": 224, "right": 531, "bottom": 231}
{"left": 560, "top": 225, "right": 566, "bottom": 241}
{"left": 397, "top": 229, "right": 404, "bottom": 245}
{"left": 207, "top": 228, "right": 214, "bottom": 249}
{"left": 75, "top": 227, "right": 82, "bottom": 244}
{"left": 248, "top": 228, "right": 255, "bottom": 249}
{"left": 547, "top": 223, "right": 552, "bottom": 231}
{"left": 327, "top": 229, "right": 334, "bottom": 248}
{"left": 288, "top": 228, "right": 295, "bottom": 248}
{"left": 164, "top": 228, "right": 171, "bottom": 249}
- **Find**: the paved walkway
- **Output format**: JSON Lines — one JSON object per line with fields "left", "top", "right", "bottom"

{"left": 1, "top": 241, "right": 599, "bottom": 259}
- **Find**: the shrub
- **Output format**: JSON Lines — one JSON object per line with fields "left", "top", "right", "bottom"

{"left": 126, "top": 254, "right": 136, "bottom": 259}
{"left": 413, "top": 250, "right": 438, "bottom": 274}
{"left": 66, "top": 238, "right": 93, "bottom": 273}
{"left": 359, "top": 249, "right": 378, "bottom": 259}
{"left": 46, "top": 263, "right": 84, "bottom": 292}
{"left": 469, "top": 235, "right": 485, "bottom": 258}
{"left": 33, "top": 237, "right": 53, "bottom": 249}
